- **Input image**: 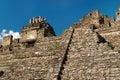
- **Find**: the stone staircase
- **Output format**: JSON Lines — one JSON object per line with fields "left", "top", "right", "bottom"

{"left": 61, "top": 27, "right": 120, "bottom": 80}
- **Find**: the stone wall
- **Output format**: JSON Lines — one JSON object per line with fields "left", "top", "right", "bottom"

{"left": 0, "top": 28, "right": 74, "bottom": 80}
{"left": 61, "top": 25, "right": 120, "bottom": 79}
{"left": 100, "top": 31, "right": 120, "bottom": 49}
{"left": 12, "top": 39, "right": 20, "bottom": 47}
{"left": 2, "top": 35, "right": 13, "bottom": 46}
{"left": 116, "top": 6, "right": 120, "bottom": 22}
{"left": 20, "top": 29, "right": 38, "bottom": 42}
{"left": 20, "top": 17, "right": 55, "bottom": 43}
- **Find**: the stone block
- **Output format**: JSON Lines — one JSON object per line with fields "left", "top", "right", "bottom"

{"left": 2, "top": 35, "right": 13, "bottom": 46}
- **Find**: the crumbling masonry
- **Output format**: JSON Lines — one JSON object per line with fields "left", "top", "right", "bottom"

{"left": 0, "top": 6, "right": 120, "bottom": 80}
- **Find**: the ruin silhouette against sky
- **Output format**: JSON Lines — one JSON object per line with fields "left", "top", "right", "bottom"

{"left": 0, "top": 0, "right": 119, "bottom": 40}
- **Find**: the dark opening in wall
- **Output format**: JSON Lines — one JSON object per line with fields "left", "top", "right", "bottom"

{"left": 0, "top": 71, "right": 4, "bottom": 77}
{"left": 90, "top": 13, "right": 92, "bottom": 16}
{"left": 117, "top": 13, "right": 120, "bottom": 15}
{"left": 90, "top": 25, "right": 97, "bottom": 30}
{"left": 109, "top": 22, "right": 111, "bottom": 26}
{"left": 9, "top": 46, "right": 13, "bottom": 51}
{"left": 26, "top": 40, "right": 36, "bottom": 48}
{"left": 99, "top": 18, "right": 104, "bottom": 24}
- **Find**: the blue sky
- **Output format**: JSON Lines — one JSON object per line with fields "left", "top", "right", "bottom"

{"left": 0, "top": 0, "right": 120, "bottom": 39}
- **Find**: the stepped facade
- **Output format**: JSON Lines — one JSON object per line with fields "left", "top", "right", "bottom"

{"left": 0, "top": 6, "right": 120, "bottom": 80}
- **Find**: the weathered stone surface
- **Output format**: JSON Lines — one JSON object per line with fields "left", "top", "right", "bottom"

{"left": 2, "top": 35, "right": 13, "bottom": 46}
{"left": 20, "top": 17, "right": 56, "bottom": 43}
{"left": 1, "top": 6, "right": 120, "bottom": 80}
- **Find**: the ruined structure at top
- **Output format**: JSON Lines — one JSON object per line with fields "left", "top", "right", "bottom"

{"left": 21, "top": 16, "right": 55, "bottom": 42}
{"left": 1, "top": 6, "right": 120, "bottom": 80}
{"left": 1, "top": 16, "right": 56, "bottom": 47}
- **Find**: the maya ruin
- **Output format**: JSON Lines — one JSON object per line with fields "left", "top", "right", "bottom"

{"left": 0, "top": 6, "right": 120, "bottom": 80}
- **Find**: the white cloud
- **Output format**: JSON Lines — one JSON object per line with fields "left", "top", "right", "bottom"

{"left": 1, "top": 29, "right": 7, "bottom": 36}
{"left": 0, "top": 29, "right": 20, "bottom": 41}
{"left": 0, "top": 35, "right": 2, "bottom": 41}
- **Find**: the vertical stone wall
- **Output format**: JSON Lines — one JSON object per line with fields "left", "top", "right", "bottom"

{"left": 20, "top": 29, "right": 38, "bottom": 42}
{"left": 12, "top": 39, "right": 20, "bottom": 47}
{"left": 2, "top": 35, "right": 13, "bottom": 46}
{"left": 91, "top": 19, "right": 99, "bottom": 26}
{"left": 20, "top": 31, "right": 27, "bottom": 42}
{"left": 26, "top": 30, "right": 37, "bottom": 40}
{"left": 116, "top": 6, "right": 120, "bottom": 22}
{"left": 92, "top": 9, "right": 99, "bottom": 18}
